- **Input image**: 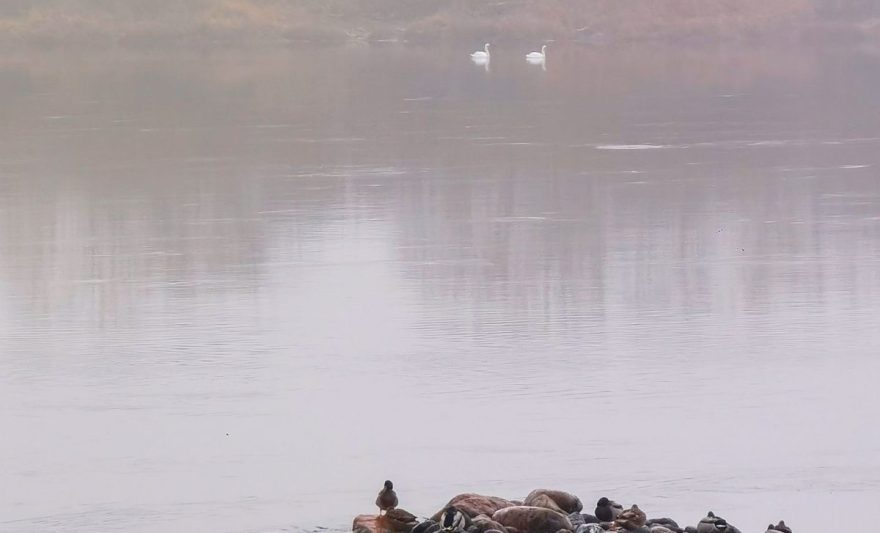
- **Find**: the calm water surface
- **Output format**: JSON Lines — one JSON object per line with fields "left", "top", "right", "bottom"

{"left": 1, "top": 45, "right": 880, "bottom": 533}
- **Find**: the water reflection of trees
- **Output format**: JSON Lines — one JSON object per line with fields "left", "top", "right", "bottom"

{"left": 1, "top": 46, "right": 878, "bottom": 332}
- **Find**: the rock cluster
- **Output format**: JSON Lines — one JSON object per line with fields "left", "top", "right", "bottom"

{"left": 353, "top": 489, "right": 791, "bottom": 533}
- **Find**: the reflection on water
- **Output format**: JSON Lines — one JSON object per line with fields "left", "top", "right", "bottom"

{"left": 1, "top": 45, "right": 880, "bottom": 533}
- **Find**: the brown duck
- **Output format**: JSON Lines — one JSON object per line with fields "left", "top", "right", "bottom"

{"left": 376, "top": 480, "right": 398, "bottom": 515}
{"left": 613, "top": 504, "right": 647, "bottom": 530}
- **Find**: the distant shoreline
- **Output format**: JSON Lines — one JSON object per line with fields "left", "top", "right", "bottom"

{"left": 1, "top": 1, "right": 878, "bottom": 50}
{"left": 0, "top": 24, "right": 875, "bottom": 51}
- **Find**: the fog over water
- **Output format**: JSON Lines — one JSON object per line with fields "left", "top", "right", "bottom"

{"left": 1, "top": 45, "right": 880, "bottom": 533}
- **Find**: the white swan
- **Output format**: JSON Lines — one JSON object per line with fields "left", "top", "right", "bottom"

{"left": 470, "top": 43, "right": 491, "bottom": 61}
{"left": 526, "top": 45, "right": 547, "bottom": 61}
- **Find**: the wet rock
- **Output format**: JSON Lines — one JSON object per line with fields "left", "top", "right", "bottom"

{"left": 568, "top": 513, "right": 599, "bottom": 528}
{"left": 646, "top": 518, "right": 679, "bottom": 529}
{"left": 354, "top": 515, "right": 380, "bottom": 533}
{"left": 492, "top": 506, "right": 573, "bottom": 533}
{"left": 646, "top": 518, "right": 682, "bottom": 533}
{"left": 354, "top": 510, "right": 418, "bottom": 533}
{"left": 413, "top": 520, "right": 441, "bottom": 533}
{"left": 525, "top": 494, "right": 565, "bottom": 514}
{"left": 524, "top": 490, "right": 583, "bottom": 514}
{"left": 432, "top": 494, "right": 517, "bottom": 521}
{"left": 470, "top": 514, "right": 508, "bottom": 533}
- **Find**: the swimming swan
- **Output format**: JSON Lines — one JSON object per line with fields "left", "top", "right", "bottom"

{"left": 526, "top": 45, "right": 547, "bottom": 60}
{"left": 471, "top": 43, "right": 491, "bottom": 60}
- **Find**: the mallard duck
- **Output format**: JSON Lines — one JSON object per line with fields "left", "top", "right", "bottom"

{"left": 696, "top": 512, "right": 740, "bottom": 533}
{"left": 376, "top": 480, "right": 398, "bottom": 516}
{"left": 595, "top": 497, "right": 623, "bottom": 522}
{"left": 614, "top": 504, "right": 647, "bottom": 530}
{"left": 765, "top": 521, "right": 791, "bottom": 533}
{"left": 385, "top": 508, "right": 417, "bottom": 527}
{"left": 696, "top": 512, "right": 720, "bottom": 533}
{"left": 440, "top": 506, "right": 470, "bottom": 532}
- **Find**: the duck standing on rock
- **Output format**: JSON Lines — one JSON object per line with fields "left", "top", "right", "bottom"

{"left": 376, "top": 480, "right": 398, "bottom": 516}
{"left": 595, "top": 497, "right": 624, "bottom": 522}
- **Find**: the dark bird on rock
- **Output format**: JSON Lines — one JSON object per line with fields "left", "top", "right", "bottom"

{"left": 696, "top": 512, "right": 741, "bottom": 533}
{"left": 766, "top": 521, "right": 791, "bottom": 533}
{"left": 386, "top": 508, "right": 418, "bottom": 524}
{"left": 440, "top": 506, "right": 470, "bottom": 533}
{"left": 595, "top": 497, "right": 623, "bottom": 522}
{"left": 376, "top": 480, "right": 398, "bottom": 515}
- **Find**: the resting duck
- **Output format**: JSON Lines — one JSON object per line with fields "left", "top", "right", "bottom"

{"left": 766, "top": 521, "right": 791, "bottom": 533}
{"left": 696, "top": 512, "right": 741, "bottom": 533}
{"left": 376, "top": 480, "right": 398, "bottom": 515}
{"left": 440, "top": 506, "right": 470, "bottom": 532}
{"left": 595, "top": 497, "right": 624, "bottom": 522}
{"left": 614, "top": 504, "right": 647, "bottom": 530}
{"left": 696, "top": 512, "right": 723, "bottom": 533}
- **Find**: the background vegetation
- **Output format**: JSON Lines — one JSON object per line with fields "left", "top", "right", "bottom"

{"left": 1, "top": 0, "right": 879, "bottom": 46}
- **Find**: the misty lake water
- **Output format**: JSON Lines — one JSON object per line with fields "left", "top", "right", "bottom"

{"left": 1, "top": 44, "right": 879, "bottom": 533}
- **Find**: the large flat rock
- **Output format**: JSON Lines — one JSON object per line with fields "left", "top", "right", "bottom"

{"left": 492, "top": 506, "right": 573, "bottom": 533}
{"left": 431, "top": 493, "right": 517, "bottom": 521}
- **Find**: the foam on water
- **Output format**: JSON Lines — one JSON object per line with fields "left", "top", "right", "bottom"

{"left": 595, "top": 144, "right": 668, "bottom": 150}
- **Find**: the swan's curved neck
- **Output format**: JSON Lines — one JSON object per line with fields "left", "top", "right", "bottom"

{"left": 484, "top": 44, "right": 490, "bottom": 54}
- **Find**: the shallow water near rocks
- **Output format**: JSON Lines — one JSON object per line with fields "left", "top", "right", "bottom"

{"left": 1, "top": 45, "right": 880, "bottom": 533}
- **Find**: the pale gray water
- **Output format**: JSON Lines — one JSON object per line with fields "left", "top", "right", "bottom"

{"left": 1, "top": 45, "right": 880, "bottom": 533}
